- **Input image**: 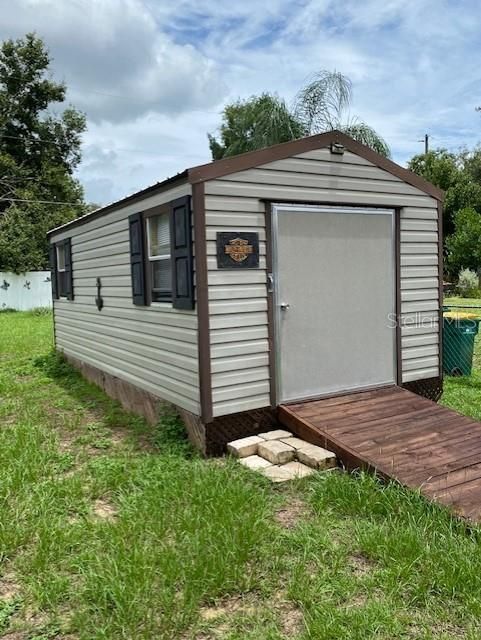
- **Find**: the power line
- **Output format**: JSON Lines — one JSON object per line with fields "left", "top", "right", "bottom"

{"left": 0, "top": 197, "right": 85, "bottom": 206}
{"left": 0, "top": 133, "right": 63, "bottom": 147}
{"left": 0, "top": 132, "right": 208, "bottom": 158}
{"left": 0, "top": 70, "right": 223, "bottom": 114}
{"left": 0, "top": 75, "right": 221, "bottom": 159}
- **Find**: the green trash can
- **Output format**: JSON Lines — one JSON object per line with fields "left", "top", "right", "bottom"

{"left": 443, "top": 311, "right": 480, "bottom": 376}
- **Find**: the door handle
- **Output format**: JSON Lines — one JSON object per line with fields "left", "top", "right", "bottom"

{"left": 280, "top": 302, "right": 290, "bottom": 311}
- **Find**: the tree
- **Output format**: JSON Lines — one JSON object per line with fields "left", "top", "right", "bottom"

{"left": 208, "top": 94, "right": 304, "bottom": 160}
{"left": 209, "top": 70, "right": 390, "bottom": 160}
{"left": 408, "top": 149, "right": 481, "bottom": 237}
{"left": 446, "top": 207, "right": 481, "bottom": 276}
{"left": 0, "top": 33, "right": 86, "bottom": 273}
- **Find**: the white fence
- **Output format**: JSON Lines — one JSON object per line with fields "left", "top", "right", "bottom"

{"left": 0, "top": 271, "right": 52, "bottom": 311}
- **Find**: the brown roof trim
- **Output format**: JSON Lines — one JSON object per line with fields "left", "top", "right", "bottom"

{"left": 47, "top": 171, "right": 188, "bottom": 237}
{"left": 188, "top": 130, "right": 444, "bottom": 202}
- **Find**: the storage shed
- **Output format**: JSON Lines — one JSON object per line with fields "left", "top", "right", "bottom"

{"left": 47, "top": 130, "right": 443, "bottom": 454}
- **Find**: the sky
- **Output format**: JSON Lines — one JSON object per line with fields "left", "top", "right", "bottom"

{"left": 1, "top": 0, "right": 481, "bottom": 205}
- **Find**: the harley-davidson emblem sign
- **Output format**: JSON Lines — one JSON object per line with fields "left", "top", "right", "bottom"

{"left": 225, "top": 238, "right": 253, "bottom": 262}
{"left": 216, "top": 232, "right": 259, "bottom": 269}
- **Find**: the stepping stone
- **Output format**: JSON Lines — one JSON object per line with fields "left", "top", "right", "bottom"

{"left": 227, "top": 435, "right": 264, "bottom": 458}
{"left": 238, "top": 455, "right": 272, "bottom": 471}
{"left": 280, "top": 436, "right": 308, "bottom": 450}
{"left": 297, "top": 444, "right": 337, "bottom": 470}
{"left": 282, "top": 461, "right": 316, "bottom": 478}
{"left": 258, "top": 439, "right": 295, "bottom": 465}
{"left": 261, "top": 465, "right": 295, "bottom": 483}
{"left": 261, "top": 461, "right": 315, "bottom": 482}
{"left": 258, "top": 429, "right": 292, "bottom": 441}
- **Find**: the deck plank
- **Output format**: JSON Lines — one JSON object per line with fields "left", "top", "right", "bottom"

{"left": 357, "top": 421, "right": 479, "bottom": 457}
{"left": 278, "top": 387, "right": 481, "bottom": 520}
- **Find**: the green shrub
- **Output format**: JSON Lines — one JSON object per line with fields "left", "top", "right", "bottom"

{"left": 457, "top": 268, "right": 480, "bottom": 297}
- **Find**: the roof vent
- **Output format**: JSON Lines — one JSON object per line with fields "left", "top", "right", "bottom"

{"left": 330, "top": 142, "right": 345, "bottom": 155}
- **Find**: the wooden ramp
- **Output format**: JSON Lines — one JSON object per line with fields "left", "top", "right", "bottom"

{"left": 279, "top": 386, "right": 481, "bottom": 520}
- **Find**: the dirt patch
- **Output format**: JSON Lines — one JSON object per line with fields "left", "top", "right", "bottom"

{"left": 275, "top": 498, "right": 309, "bottom": 529}
{"left": 0, "top": 573, "right": 20, "bottom": 600}
{"left": 93, "top": 498, "right": 117, "bottom": 521}
{"left": 345, "top": 593, "right": 369, "bottom": 609}
{"left": 1, "top": 415, "right": 19, "bottom": 428}
{"left": 279, "top": 602, "right": 304, "bottom": 636}
{"left": 404, "top": 618, "right": 468, "bottom": 639}
{"left": 425, "top": 622, "right": 467, "bottom": 639}
{"left": 58, "top": 431, "right": 113, "bottom": 459}
{"left": 194, "top": 591, "right": 304, "bottom": 637}
{"left": 271, "top": 590, "right": 304, "bottom": 636}
{"left": 18, "top": 606, "right": 49, "bottom": 628}
{"left": 15, "top": 373, "right": 35, "bottom": 383}
{"left": 199, "top": 594, "right": 257, "bottom": 622}
{"left": 110, "top": 429, "right": 128, "bottom": 446}
{"left": 107, "top": 427, "right": 153, "bottom": 452}
{"left": 3, "top": 628, "right": 76, "bottom": 640}
{"left": 348, "top": 552, "right": 376, "bottom": 578}
{"left": 41, "top": 398, "right": 155, "bottom": 455}
{"left": 58, "top": 432, "right": 77, "bottom": 453}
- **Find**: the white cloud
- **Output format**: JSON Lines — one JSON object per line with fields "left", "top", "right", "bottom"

{"left": 2, "top": 0, "right": 481, "bottom": 203}
{"left": 0, "top": 0, "right": 227, "bottom": 122}
{"left": 77, "top": 110, "right": 221, "bottom": 204}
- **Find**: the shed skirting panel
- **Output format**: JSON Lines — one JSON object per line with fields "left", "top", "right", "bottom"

{"left": 51, "top": 182, "right": 201, "bottom": 416}
{"left": 204, "top": 147, "right": 440, "bottom": 417}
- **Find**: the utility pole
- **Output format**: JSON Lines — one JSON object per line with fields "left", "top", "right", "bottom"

{"left": 418, "top": 134, "right": 429, "bottom": 154}
{"left": 423, "top": 133, "right": 429, "bottom": 154}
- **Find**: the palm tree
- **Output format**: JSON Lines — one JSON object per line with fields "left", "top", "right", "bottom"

{"left": 293, "top": 71, "right": 390, "bottom": 156}
{"left": 208, "top": 70, "right": 390, "bottom": 160}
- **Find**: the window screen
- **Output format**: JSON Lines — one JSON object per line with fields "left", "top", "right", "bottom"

{"left": 147, "top": 213, "right": 171, "bottom": 301}
{"left": 56, "top": 243, "right": 68, "bottom": 297}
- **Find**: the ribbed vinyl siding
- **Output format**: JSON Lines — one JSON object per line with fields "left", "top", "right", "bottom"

{"left": 204, "top": 148, "right": 440, "bottom": 416}
{"left": 50, "top": 182, "right": 200, "bottom": 414}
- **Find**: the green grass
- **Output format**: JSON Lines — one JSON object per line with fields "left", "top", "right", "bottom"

{"left": 442, "top": 296, "right": 481, "bottom": 420}
{"left": 3, "top": 311, "right": 481, "bottom": 638}
{"left": 444, "top": 296, "right": 481, "bottom": 308}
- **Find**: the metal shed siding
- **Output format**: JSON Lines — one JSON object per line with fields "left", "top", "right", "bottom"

{"left": 204, "top": 148, "right": 440, "bottom": 417}
{"left": 51, "top": 182, "right": 200, "bottom": 415}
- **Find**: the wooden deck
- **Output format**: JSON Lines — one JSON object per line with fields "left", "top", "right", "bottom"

{"left": 279, "top": 386, "right": 481, "bottom": 520}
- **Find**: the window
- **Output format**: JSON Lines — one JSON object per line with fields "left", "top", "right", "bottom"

{"left": 56, "top": 242, "right": 68, "bottom": 298}
{"left": 147, "top": 213, "right": 172, "bottom": 301}
{"left": 128, "top": 198, "right": 193, "bottom": 309}
{"left": 50, "top": 238, "right": 73, "bottom": 301}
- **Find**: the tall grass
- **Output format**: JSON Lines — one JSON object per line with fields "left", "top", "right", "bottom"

{"left": 3, "top": 311, "right": 481, "bottom": 638}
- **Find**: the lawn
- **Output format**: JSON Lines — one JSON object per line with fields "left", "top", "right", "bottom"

{"left": 3, "top": 312, "right": 481, "bottom": 638}
{"left": 442, "top": 296, "right": 481, "bottom": 422}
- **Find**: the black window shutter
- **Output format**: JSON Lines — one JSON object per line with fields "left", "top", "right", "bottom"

{"left": 170, "top": 195, "right": 194, "bottom": 310}
{"left": 128, "top": 212, "right": 146, "bottom": 305}
{"left": 49, "top": 243, "right": 58, "bottom": 300}
{"left": 64, "top": 238, "right": 74, "bottom": 300}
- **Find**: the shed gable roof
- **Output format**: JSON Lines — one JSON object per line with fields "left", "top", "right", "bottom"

{"left": 187, "top": 130, "right": 443, "bottom": 201}
{"left": 48, "top": 129, "right": 443, "bottom": 237}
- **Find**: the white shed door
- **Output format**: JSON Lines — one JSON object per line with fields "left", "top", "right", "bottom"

{"left": 274, "top": 205, "right": 396, "bottom": 403}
